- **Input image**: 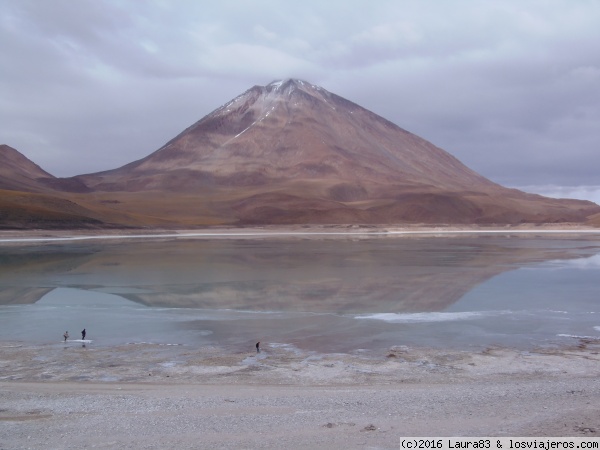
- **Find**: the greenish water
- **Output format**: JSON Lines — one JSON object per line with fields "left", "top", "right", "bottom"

{"left": 1, "top": 234, "right": 599, "bottom": 353}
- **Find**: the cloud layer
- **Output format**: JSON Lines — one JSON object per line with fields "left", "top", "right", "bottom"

{"left": 1, "top": 0, "right": 599, "bottom": 198}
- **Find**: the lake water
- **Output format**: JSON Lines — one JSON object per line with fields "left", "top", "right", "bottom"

{"left": 1, "top": 233, "right": 600, "bottom": 354}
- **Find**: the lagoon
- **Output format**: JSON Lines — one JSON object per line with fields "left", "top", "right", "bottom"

{"left": 1, "top": 233, "right": 599, "bottom": 354}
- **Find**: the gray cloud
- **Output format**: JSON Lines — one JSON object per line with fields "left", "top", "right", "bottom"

{"left": 1, "top": 0, "right": 599, "bottom": 200}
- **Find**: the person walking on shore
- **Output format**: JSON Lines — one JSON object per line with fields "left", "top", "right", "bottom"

{"left": 63, "top": 331, "right": 69, "bottom": 342}
{"left": 256, "top": 342, "right": 260, "bottom": 353}
{"left": 81, "top": 329, "right": 86, "bottom": 340}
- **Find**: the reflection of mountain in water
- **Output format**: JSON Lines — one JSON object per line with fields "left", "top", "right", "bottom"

{"left": 0, "top": 245, "right": 99, "bottom": 305}
{"left": 1, "top": 236, "right": 599, "bottom": 313}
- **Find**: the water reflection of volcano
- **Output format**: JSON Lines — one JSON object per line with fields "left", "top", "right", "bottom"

{"left": 1, "top": 235, "right": 599, "bottom": 314}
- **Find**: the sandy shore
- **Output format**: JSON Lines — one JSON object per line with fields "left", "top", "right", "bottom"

{"left": 1, "top": 223, "right": 599, "bottom": 245}
{"left": 1, "top": 339, "right": 600, "bottom": 449}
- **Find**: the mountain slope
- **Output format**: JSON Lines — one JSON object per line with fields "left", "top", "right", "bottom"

{"left": 0, "top": 189, "right": 105, "bottom": 229}
{"left": 72, "top": 79, "right": 598, "bottom": 225}
{"left": 78, "top": 79, "right": 497, "bottom": 194}
{"left": 0, "top": 144, "right": 91, "bottom": 193}
{"left": 0, "top": 144, "right": 55, "bottom": 192}
{"left": 2, "top": 80, "right": 599, "bottom": 227}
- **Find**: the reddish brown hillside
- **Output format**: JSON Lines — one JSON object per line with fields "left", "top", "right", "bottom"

{"left": 72, "top": 79, "right": 599, "bottom": 225}
{"left": 3, "top": 80, "right": 599, "bottom": 227}
{"left": 587, "top": 212, "right": 600, "bottom": 227}
{"left": 0, "top": 189, "right": 104, "bottom": 229}
{"left": 0, "top": 144, "right": 90, "bottom": 193}
{"left": 78, "top": 79, "right": 497, "bottom": 194}
{"left": 0, "top": 145, "right": 110, "bottom": 229}
{"left": 0, "top": 144, "right": 55, "bottom": 192}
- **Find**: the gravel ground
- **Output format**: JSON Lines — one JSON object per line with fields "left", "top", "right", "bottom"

{"left": 1, "top": 339, "right": 600, "bottom": 449}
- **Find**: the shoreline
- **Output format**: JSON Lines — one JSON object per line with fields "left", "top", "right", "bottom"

{"left": 2, "top": 339, "right": 600, "bottom": 447}
{"left": 1, "top": 223, "right": 599, "bottom": 244}
{"left": 2, "top": 337, "right": 600, "bottom": 385}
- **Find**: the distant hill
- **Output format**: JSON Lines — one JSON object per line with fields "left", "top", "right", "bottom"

{"left": 0, "top": 189, "right": 104, "bottom": 229}
{"left": 0, "top": 144, "right": 55, "bottom": 192}
{"left": 588, "top": 212, "right": 600, "bottom": 227}
{"left": 0, "top": 144, "right": 90, "bottom": 194}
{"left": 0, "top": 145, "right": 103, "bottom": 229}
{"left": 2, "top": 80, "right": 599, "bottom": 228}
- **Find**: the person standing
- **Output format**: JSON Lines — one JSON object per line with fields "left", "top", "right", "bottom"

{"left": 256, "top": 341, "right": 260, "bottom": 353}
{"left": 81, "top": 328, "right": 86, "bottom": 340}
{"left": 63, "top": 331, "right": 69, "bottom": 342}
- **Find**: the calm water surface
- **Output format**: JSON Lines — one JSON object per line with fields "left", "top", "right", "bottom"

{"left": 1, "top": 234, "right": 599, "bottom": 353}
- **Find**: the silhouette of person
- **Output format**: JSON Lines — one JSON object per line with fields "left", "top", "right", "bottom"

{"left": 63, "top": 331, "right": 69, "bottom": 342}
{"left": 81, "top": 329, "right": 86, "bottom": 340}
{"left": 256, "top": 342, "right": 260, "bottom": 353}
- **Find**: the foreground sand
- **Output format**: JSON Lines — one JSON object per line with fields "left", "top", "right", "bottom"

{"left": 1, "top": 339, "right": 600, "bottom": 449}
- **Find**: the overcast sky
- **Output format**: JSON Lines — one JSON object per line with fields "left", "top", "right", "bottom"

{"left": 1, "top": 0, "right": 599, "bottom": 202}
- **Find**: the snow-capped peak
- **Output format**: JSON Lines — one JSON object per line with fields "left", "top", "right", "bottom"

{"left": 266, "top": 78, "right": 315, "bottom": 92}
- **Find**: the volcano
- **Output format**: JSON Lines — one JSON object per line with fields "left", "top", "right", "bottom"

{"left": 3, "top": 79, "right": 600, "bottom": 227}
{"left": 80, "top": 79, "right": 496, "bottom": 193}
